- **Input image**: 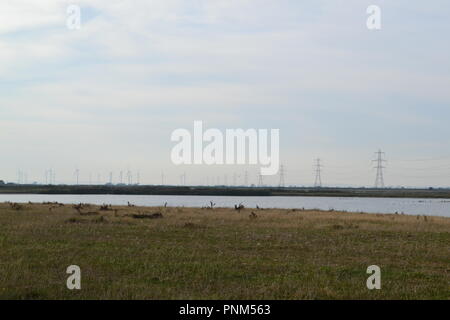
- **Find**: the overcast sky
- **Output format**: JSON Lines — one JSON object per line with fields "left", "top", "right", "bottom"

{"left": 1, "top": 1, "right": 450, "bottom": 187}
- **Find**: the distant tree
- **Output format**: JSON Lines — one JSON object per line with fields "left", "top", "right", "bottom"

{"left": 0, "top": 180, "right": 5, "bottom": 185}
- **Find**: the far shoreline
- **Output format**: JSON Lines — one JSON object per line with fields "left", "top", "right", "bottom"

{"left": 1, "top": 184, "right": 450, "bottom": 199}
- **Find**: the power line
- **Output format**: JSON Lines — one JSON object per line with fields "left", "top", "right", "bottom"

{"left": 392, "top": 156, "right": 450, "bottom": 162}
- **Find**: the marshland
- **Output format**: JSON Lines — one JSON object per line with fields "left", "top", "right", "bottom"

{"left": 0, "top": 202, "right": 449, "bottom": 300}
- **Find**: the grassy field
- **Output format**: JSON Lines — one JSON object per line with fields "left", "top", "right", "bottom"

{"left": 0, "top": 202, "right": 449, "bottom": 300}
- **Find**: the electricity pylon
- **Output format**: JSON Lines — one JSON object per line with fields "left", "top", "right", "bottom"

{"left": 74, "top": 168, "right": 80, "bottom": 185}
{"left": 279, "top": 165, "right": 285, "bottom": 187}
{"left": 314, "top": 159, "right": 323, "bottom": 188}
{"left": 373, "top": 150, "right": 386, "bottom": 188}
{"left": 258, "top": 173, "right": 263, "bottom": 187}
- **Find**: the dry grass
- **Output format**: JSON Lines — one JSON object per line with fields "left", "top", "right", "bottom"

{"left": 0, "top": 202, "right": 449, "bottom": 300}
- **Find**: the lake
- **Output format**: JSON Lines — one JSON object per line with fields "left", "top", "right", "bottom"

{"left": 1, "top": 194, "right": 449, "bottom": 217}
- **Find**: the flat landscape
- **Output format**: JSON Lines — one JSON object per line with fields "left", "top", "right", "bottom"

{"left": 0, "top": 202, "right": 449, "bottom": 300}
{"left": 1, "top": 184, "right": 450, "bottom": 198}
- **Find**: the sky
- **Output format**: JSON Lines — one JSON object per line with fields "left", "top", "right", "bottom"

{"left": 1, "top": 0, "right": 450, "bottom": 187}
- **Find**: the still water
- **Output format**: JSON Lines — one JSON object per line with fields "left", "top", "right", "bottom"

{"left": 1, "top": 194, "right": 449, "bottom": 217}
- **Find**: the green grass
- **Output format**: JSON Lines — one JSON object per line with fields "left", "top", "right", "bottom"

{"left": 0, "top": 203, "right": 449, "bottom": 300}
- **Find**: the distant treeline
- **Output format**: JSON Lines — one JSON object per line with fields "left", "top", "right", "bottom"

{"left": 0, "top": 184, "right": 449, "bottom": 198}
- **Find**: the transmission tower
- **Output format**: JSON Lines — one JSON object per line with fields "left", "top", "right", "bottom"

{"left": 314, "top": 159, "right": 323, "bottom": 188}
{"left": 127, "top": 170, "right": 132, "bottom": 185}
{"left": 244, "top": 170, "right": 249, "bottom": 186}
{"left": 46, "top": 168, "right": 55, "bottom": 185}
{"left": 45, "top": 169, "right": 54, "bottom": 185}
{"left": 180, "top": 172, "right": 186, "bottom": 186}
{"left": 17, "top": 170, "right": 23, "bottom": 184}
{"left": 373, "top": 150, "right": 386, "bottom": 188}
{"left": 161, "top": 171, "right": 165, "bottom": 185}
{"left": 74, "top": 169, "right": 80, "bottom": 185}
{"left": 279, "top": 165, "right": 285, "bottom": 187}
{"left": 258, "top": 173, "right": 264, "bottom": 187}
